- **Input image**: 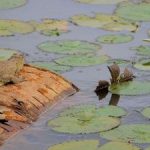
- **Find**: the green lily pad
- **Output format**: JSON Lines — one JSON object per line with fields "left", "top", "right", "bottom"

{"left": 148, "top": 30, "right": 150, "bottom": 36}
{"left": 48, "top": 140, "right": 140, "bottom": 150}
{"left": 0, "top": 19, "right": 34, "bottom": 36}
{"left": 29, "top": 19, "right": 68, "bottom": 35}
{"left": 48, "top": 116, "right": 120, "bottom": 134}
{"left": 48, "top": 140, "right": 99, "bottom": 150}
{"left": 60, "top": 105, "right": 126, "bottom": 118}
{"left": 141, "top": 107, "right": 150, "bottom": 119}
{"left": 115, "top": 2, "right": 150, "bottom": 22}
{"left": 97, "top": 34, "right": 133, "bottom": 44}
{"left": 0, "top": 0, "right": 26, "bottom": 9}
{"left": 38, "top": 40, "right": 101, "bottom": 55}
{"left": 98, "top": 141, "right": 140, "bottom": 150}
{"left": 76, "top": 0, "right": 128, "bottom": 4}
{"left": 55, "top": 55, "right": 110, "bottom": 67}
{"left": 30, "top": 62, "right": 72, "bottom": 73}
{"left": 71, "top": 13, "right": 138, "bottom": 32}
{"left": 109, "top": 81, "right": 150, "bottom": 96}
{"left": 131, "top": 45, "right": 150, "bottom": 56}
{"left": 40, "top": 29, "right": 65, "bottom": 37}
{"left": 0, "top": 48, "right": 17, "bottom": 61}
{"left": 100, "top": 124, "right": 150, "bottom": 143}
{"left": 134, "top": 59, "right": 150, "bottom": 70}
{"left": 107, "top": 59, "right": 129, "bottom": 65}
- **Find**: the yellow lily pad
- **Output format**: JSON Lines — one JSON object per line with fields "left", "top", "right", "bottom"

{"left": 71, "top": 13, "right": 138, "bottom": 32}
{"left": 0, "top": 19, "right": 34, "bottom": 36}
{"left": 76, "top": 0, "right": 128, "bottom": 5}
{"left": 0, "top": 0, "right": 26, "bottom": 9}
{"left": 29, "top": 19, "right": 68, "bottom": 35}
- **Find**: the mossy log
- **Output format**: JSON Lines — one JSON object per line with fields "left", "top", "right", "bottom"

{"left": 0, "top": 64, "right": 78, "bottom": 144}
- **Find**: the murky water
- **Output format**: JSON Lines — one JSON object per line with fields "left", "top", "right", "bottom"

{"left": 0, "top": 0, "right": 150, "bottom": 149}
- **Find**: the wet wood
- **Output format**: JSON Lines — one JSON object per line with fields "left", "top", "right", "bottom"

{"left": 0, "top": 64, "right": 78, "bottom": 144}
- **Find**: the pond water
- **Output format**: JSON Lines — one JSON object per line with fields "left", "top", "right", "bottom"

{"left": 0, "top": 0, "right": 150, "bottom": 149}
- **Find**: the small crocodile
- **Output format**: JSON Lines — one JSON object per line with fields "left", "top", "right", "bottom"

{"left": 0, "top": 53, "right": 24, "bottom": 86}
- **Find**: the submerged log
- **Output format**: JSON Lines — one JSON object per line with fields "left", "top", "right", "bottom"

{"left": 0, "top": 64, "right": 78, "bottom": 144}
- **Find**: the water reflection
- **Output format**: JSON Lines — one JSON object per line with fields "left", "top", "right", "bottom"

{"left": 95, "top": 89, "right": 120, "bottom": 106}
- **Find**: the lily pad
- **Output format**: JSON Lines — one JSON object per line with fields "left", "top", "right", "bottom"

{"left": 100, "top": 124, "right": 150, "bottom": 143}
{"left": 0, "top": 0, "right": 26, "bottom": 9}
{"left": 0, "top": 48, "right": 17, "bottom": 61}
{"left": 71, "top": 13, "right": 138, "bottom": 32}
{"left": 29, "top": 19, "right": 68, "bottom": 35}
{"left": 131, "top": 45, "right": 150, "bottom": 56}
{"left": 55, "top": 55, "right": 110, "bottom": 67}
{"left": 97, "top": 34, "right": 133, "bottom": 44}
{"left": 48, "top": 116, "right": 120, "bottom": 134}
{"left": 60, "top": 104, "right": 126, "bottom": 118}
{"left": 38, "top": 40, "right": 101, "bottom": 55}
{"left": 48, "top": 140, "right": 99, "bottom": 150}
{"left": 134, "top": 59, "right": 150, "bottom": 70}
{"left": 98, "top": 141, "right": 140, "bottom": 150}
{"left": 0, "top": 19, "right": 34, "bottom": 36}
{"left": 107, "top": 59, "right": 129, "bottom": 65}
{"left": 115, "top": 2, "right": 150, "bottom": 22}
{"left": 30, "top": 62, "right": 72, "bottom": 73}
{"left": 109, "top": 81, "right": 150, "bottom": 96}
{"left": 76, "top": 0, "right": 128, "bottom": 4}
{"left": 141, "top": 107, "right": 150, "bottom": 119}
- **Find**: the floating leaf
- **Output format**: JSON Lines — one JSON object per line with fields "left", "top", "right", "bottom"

{"left": 141, "top": 107, "right": 150, "bottom": 119}
{"left": 40, "top": 29, "right": 65, "bottom": 37}
{"left": 0, "top": 48, "right": 17, "bottom": 61}
{"left": 48, "top": 116, "right": 120, "bottom": 134}
{"left": 134, "top": 59, "right": 150, "bottom": 70}
{"left": 100, "top": 124, "right": 150, "bottom": 143}
{"left": 131, "top": 45, "right": 150, "bottom": 56}
{"left": 55, "top": 55, "right": 110, "bottom": 67}
{"left": 38, "top": 40, "right": 101, "bottom": 55}
{"left": 48, "top": 140, "right": 99, "bottom": 150}
{"left": 30, "top": 62, "right": 72, "bottom": 73}
{"left": 98, "top": 141, "right": 140, "bottom": 150}
{"left": 29, "top": 19, "right": 68, "bottom": 35}
{"left": 97, "top": 34, "right": 133, "bottom": 44}
{"left": 143, "top": 39, "right": 150, "bottom": 42}
{"left": 115, "top": 2, "right": 150, "bottom": 21}
{"left": 0, "top": 19, "right": 34, "bottom": 36}
{"left": 71, "top": 13, "right": 138, "bottom": 32}
{"left": 60, "top": 105, "right": 126, "bottom": 118}
{"left": 107, "top": 59, "right": 130, "bottom": 65}
{"left": 109, "top": 81, "right": 150, "bottom": 95}
{"left": 0, "top": 0, "right": 26, "bottom": 9}
{"left": 76, "top": 0, "right": 128, "bottom": 4}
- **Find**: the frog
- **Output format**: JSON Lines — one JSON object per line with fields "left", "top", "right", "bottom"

{"left": 0, "top": 53, "right": 25, "bottom": 86}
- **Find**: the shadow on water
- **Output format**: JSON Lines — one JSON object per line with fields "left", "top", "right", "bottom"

{"left": 95, "top": 89, "right": 120, "bottom": 106}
